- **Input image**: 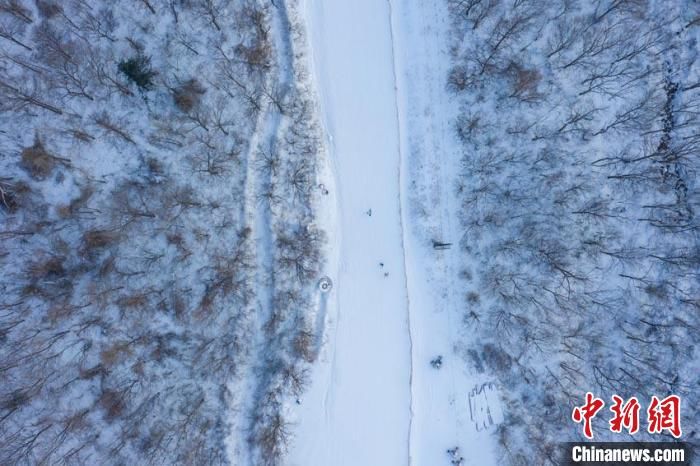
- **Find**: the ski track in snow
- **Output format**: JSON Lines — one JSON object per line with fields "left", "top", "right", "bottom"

{"left": 289, "top": 1, "right": 502, "bottom": 465}
{"left": 227, "top": 2, "right": 295, "bottom": 464}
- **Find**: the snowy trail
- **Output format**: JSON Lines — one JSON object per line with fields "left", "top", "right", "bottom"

{"left": 290, "top": 0, "right": 412, "bottom": 464}
{"left": 290, "top": 0, "right": 501, "bottom": 465}
{"left": 392, "top": 1, "right": 502, "bottom": 464}
{"left": 227, "top": 3, "right": 296, "bottom": 463}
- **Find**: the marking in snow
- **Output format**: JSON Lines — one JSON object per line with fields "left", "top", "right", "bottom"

{"left": 318, "top": 276, "right": 333, "bottom": 292}
{"left": 468, "top": 382, "right": 505, "bottom": 432}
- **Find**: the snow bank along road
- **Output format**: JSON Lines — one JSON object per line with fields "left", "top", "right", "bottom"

{"left": 290, "top": 0, "right": 500, "bottom": 465}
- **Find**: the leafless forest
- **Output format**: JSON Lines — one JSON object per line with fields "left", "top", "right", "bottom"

{"left": 446, "top": 0, "right": 698, "bottom": 463}
{"left": 2, "top": 0, "right": 698, "bottom": 464}
{"left": 0, "top": 0, "right": 323, "bottom": 465}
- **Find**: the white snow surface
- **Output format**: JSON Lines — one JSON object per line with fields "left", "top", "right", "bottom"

{"left": 289, "top": 1, "right": 501, "bottom": 465}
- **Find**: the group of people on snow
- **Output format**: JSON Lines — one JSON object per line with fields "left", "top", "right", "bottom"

{"left": 447, "top": 447, "right": 464, "bottom": 465}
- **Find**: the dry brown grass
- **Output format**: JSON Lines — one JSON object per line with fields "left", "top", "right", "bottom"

{"left": 46, "top": 303, "right": 76, "bottom": 323}
{"left": 81, "top": 229, "right": 116, "bottom": 256}
{"left": 61, "top": 409, "right": 90, "bottom": 434}
{"left": 28, "top": 255, "right": 65, "bottom": 280}
{"left": 507, "top": 62, "right": 542, "bottom": 101}
{"left": 173, "top": 79, "right": 205, "bottom": 113}
{"left": 116, "top": 293, "right": 148, "bottom": 309}
{"left": 57, "top": 186, "right": 93, "bottom": 219}
{"left": 235, "top": 5, "right": 272, "bottom": 72}
{"left": 99, "top": 342, "right": 132, "bottom": 368}
{"left": 20, "top": 282, "right": 43, "bottom": 298}
{"left": 21, "top": 139, "right": 56, "bottom": 180}
{"left": 99, "top": 389, "right": 125, "bottom": 420}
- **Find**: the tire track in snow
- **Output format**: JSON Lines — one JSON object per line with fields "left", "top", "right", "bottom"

{"left": 386, "top": 0, "right": 415, "bottom": 463}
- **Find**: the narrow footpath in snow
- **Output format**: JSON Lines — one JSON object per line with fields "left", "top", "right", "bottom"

{"left": 290, "top": 0, "right": 501, "bottom": 465}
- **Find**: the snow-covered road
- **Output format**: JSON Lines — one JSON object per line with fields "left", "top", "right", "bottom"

{"left": 290, "top": 1, "right": 501, "bottom": 465}
{"left": 290, "top": 0, "right": 412, "bottom": 464}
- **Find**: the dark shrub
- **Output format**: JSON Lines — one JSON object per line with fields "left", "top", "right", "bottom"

{"left": 118, "top": 55, "right": 156, "bottom": 90}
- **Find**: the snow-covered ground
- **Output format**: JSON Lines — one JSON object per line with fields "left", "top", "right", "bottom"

{"left": 392, "top": 1, "right": 503, "bottom": 465}
{"left": 290, "top": 0, "right": 501, "bottom": 464}
{"left": 290, "top": 0, "right": 412, "bottom": 464}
